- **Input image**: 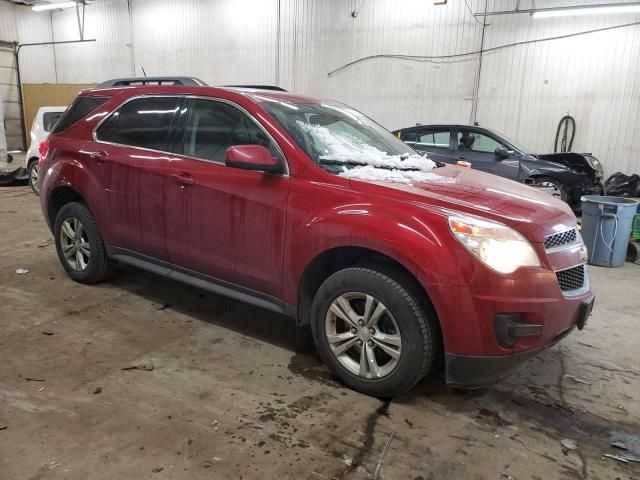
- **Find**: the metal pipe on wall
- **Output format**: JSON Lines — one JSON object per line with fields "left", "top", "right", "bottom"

{"left": 14, "top": 39, "right": 96, "bottom": 150}
{"left": 475, "top": 1, "right": 640, "bottom": 16}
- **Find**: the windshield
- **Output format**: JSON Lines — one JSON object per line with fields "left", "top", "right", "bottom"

{"left": 488, "top": 129, "right": 533, "bottom": 155}
{"left": 261, "top": 101, "right": 441, "bottom": 183}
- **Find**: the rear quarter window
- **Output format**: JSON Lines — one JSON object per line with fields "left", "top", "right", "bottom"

{"left": 51, "top": 96, "right": 109, "bottom": 134}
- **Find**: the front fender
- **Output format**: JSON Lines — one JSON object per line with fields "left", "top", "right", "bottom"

{"left": 520, "top": 160, "right": 586, "bottom": 187}
{"left": 284, "top": 199, "right": 472, "bottom": 306}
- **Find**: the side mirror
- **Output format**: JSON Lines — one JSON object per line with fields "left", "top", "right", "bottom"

{"left": 225, "top": 145, "right": 282, "bottom": 173}
{"left": 495, "top": 147, "right": 513, "bottom": 158}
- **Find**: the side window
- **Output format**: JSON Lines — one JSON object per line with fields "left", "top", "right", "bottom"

{"left": 457, "top": 130, "right": 504, "bottom": 153}
{"left": 417, "top": 129, "right": 450, "bottom": 148}
{"left": 181, "top": 99, "right": 278, "bottom": 163}
{"left": 96, "top": 97, "right": 180, "bottom": 151}
{"left": 43, "top": 112, "right": 62, "bottom": 132}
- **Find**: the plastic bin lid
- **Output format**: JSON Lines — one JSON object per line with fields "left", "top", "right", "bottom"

{"left": 581, "top": 195, "right": 638, "bottom": 206}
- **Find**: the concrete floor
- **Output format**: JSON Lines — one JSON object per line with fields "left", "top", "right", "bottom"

{"left": 0, "top": 183, "right": 639, "bottom": 480}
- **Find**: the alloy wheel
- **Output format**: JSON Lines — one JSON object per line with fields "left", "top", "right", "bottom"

{"left": 30, "top": 164, "right": 39, "bottom": 193}
{"left": 325, "top": 292, "right": 402, "bottom": 379}
{"left": 59, "top": 217, "right": 91, "bottom": 271}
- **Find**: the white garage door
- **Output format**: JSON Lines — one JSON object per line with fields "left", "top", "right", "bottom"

{"left": 0, "top": 42, "right": 23, "bottom": 151}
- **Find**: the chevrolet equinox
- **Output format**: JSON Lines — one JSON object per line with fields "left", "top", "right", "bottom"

{"left": 38, "top": 78, "right": 595, "bottom": 397}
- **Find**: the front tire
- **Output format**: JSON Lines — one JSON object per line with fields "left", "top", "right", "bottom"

{"left": 310, "top": 267, "right": 438, "bottom": 397}
{"left": 54, "top": 202, "right": 116, "bottom": 284}
{"left": 28, "top": 159, "right": 40, "bottom": 196}
{"left": 533, "top": 176, "right": 568, "bottom": 203}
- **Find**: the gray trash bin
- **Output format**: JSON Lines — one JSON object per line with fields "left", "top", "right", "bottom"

{"left": 581, "top": 195, "right": 639, "bottom": 267}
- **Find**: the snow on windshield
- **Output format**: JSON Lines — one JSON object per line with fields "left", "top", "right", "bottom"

{"left": 338, "top": 165, "right": 455, "bottom": 184}
{"left": 297, "top": 122, "right": 454, "bottom": 184}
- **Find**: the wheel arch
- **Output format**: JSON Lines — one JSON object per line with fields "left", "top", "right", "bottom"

{"left": 297, "top": 246, "right": 440, "bottom": 329}
{"left": 47, "top": 186, "right": 87, "bottom": 229}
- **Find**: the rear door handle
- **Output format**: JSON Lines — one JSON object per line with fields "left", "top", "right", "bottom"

{"left": 170, "top": 173, "right": 194, "bottom": 187}
{"left": 90, "top": 151, "right": 109, "bottom": 163}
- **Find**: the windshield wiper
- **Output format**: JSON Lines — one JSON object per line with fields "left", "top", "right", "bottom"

{"left": 318, "top": 158, "right": 420, "bottom": 171}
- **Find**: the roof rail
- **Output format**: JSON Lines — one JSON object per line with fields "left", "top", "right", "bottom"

{"left": 224, "top": 85, "right": 287, "bottom": 92}
{"left": 96, "top": 76, "right": 208, "bottom": 88}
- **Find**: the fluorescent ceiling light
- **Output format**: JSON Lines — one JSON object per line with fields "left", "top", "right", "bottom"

{"left": 32, "top": 1, "right": 77, "bottom": 12}
{"left": 533, "top": 4, "right": 640, "bottom": 18}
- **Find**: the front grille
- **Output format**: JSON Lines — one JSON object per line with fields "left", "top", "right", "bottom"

{"left": 544, "top": 228, "right": 578, "bottom": 250}
{"left": 556, "top": 264, "right": 585, "bottom": 292}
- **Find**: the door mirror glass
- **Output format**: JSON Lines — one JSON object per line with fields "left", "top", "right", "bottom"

{"left": 225, "top": 145, "right": 282, "bottom": 173}
{"left": 495, "top": 147, "right": 513, "bottom": 158}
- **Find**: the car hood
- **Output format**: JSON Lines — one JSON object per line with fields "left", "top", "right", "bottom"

{"left": 347, "top": 166, "right": 576, "bottom": 243}
{"left": 535, "top": 152, "right": 602, "bottom": 177}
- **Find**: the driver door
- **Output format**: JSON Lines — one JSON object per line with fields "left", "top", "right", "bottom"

{"left": 165, "top": 98, "right": 290, "bottom": 298}
{"left": 454, "top": 128, "right": 520, "bottom": 179}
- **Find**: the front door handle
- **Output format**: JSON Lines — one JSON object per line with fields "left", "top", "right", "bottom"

{"left": 90, "top": 151, "right": 109, "bottom": 164}
{"left": 170, "top": 173, "right": 194, "bottom": 187}
{"left": 458, "top": 156, "right": 468, "bottom": 160}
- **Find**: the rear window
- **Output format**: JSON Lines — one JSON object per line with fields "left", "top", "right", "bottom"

{"left": 51, "top": 96, "right": 109, "bottom": 134}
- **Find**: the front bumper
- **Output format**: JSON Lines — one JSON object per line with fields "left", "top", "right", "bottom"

{"left": 444, "top": 294, "right": 595, "bottom": 388}
{"left": 446, "top": 325, "right": 573, "bottom": 388}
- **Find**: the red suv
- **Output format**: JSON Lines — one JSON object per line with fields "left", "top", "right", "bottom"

{"left": 39, "top": 77, "right": 594, "bottom": 397}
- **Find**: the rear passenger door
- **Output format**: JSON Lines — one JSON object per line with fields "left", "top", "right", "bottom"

{"left": 91, "top": 96, "right": 182, "bottom": 260}
{"left": 165, "top": 98, "right": 289, "bottom": 298}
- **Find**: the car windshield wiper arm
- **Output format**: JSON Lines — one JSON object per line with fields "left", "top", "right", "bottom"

{"left": 318, "top": 158, "right": 420, "bottom": 171}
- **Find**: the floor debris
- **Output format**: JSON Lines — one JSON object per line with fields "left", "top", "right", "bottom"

{"left": 24, "top": 376, "right": 45, "bottom": 382}
{"left": 151, "top": 302, "right": 168, "bottom": 310}
{"left": 37, "top": 239, "right": 54, "bottom": 248}
{"left": 372, "top": 431, "right": 395, "bottom": 480}
{"left": 41, "top": 330, "right": 54, "bottom": 336}
{"left": 563, "top": 374, "right": 592, "bottom": 385}
{"left": 603, "top": 453, "right": 630, "bottom": 463}
{"left": 608, "top": 432, "right": 640, "bottom": 462}
{"left": 210, "top": 420, "right": 221, "bottom": 431}
{"left": 152, "top": 467, "right": 164, "bottom": 473}
{"left": 93, "top": 387, "right": 102, "bottom": 395}
{"left": 561, "top": 438, "right": 578, "bottom": 450}
{"left": 121, "top": 363, "right": 154, "bottom": 372}
{"left": 610, "top": 431, "right": 640, "bottom": 455}
{"left": 15, "top": 268, "right": 29, "bottom": 274}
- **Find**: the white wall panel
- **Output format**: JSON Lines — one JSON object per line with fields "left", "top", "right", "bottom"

{"left": 0, "top": 1, "right": 55, "bottom": 148}
{"left": 0, "top": 2, "right": 56, "bottom": 82}
{"left": 1, "top": 0, "right": 639, "bottom": 174}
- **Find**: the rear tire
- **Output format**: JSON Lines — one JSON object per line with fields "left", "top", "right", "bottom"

{"left": 310, "top": 267, "right": 437, "bottom": 397}
{"left": 54, "top": 202, "right": 116, "bottom": 284}
{"left": 28, "top": 159, "right": 40, "bottom": 196}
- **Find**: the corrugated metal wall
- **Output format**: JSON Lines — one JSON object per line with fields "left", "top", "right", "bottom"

{"left": 1, "top": 0, "right": 639, "bottom": 175}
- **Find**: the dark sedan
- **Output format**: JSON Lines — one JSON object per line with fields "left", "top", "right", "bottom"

{"left": 393, "top": 124, "right": 604, "bottom": 206}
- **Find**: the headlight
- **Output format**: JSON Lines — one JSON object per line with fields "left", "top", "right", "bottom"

{"left": 448, "top": 215, "right": 540, "bottom": 274}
